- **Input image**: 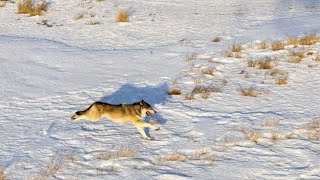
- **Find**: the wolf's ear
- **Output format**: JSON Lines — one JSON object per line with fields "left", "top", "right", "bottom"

{"left": 139, "top": 101, "right": 143, "bottom": 106}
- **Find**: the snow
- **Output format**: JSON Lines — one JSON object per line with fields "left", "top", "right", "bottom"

{"left": 1, "top": 0, "right": 320, "bottom": 179}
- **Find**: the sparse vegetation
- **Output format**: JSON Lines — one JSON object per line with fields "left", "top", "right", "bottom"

{"left": 240, "top": 86, "right": 258, "bottom": 97}
{"left": 299, "top": 33, "right": 319, "bottom": 45}
{"left": 168, "top": 88, "right": 182, "bottom": 95}
{"left": 315, "top": 54, "right": 320, "bottom": 61}
{"left": 287, "top": 37, "right": 299, "bottom": 47}
{"left": 258, "top": 42, "right": 269, "bottom": 49}
{"left": 266, "top": 69, "right": 287, "bottom": 76}
{"left": 201, "top": 68, "right": 215, "bottom": 76}
{"left": 18, "top": 0, "right": 48, "bottom": 16}
{"left": 231, "top": 44, "right": 242, "bottom": 52}
{"left": 116, "top": 9, "right": 129, "bottom": 22}
{"left": 97, "top": 147, "right": 138, "bottom": 160}
{"left": 212, "top": 37, "right": 221, "bottom": 42}
{"left": 185, "top": 54, "right": 197, "bottom": 61}
{"left": 244, "top": 131, "right": 262, "bottom": 143}
{"left": 0, "top": 1, "right": 6, "bottom": 7}
{"left": 275, "top": 76, "right": 288, "bottom": 85}
{"left": 194, "top": 77, "right": 205, "bottom": 84}
{"left": 86, "top": 20, "right": 101, "bottom": 25}
{"left": 0, "top": 167, "right": 7, "bottom": 180}
{"left": 162, "top": 152, "right": 187, "bottom": 162}
{"left": 258, "top": 59, "right": 274, "bottom": 69}
{"left": 184, "top": 93, "right": 194, "bottom": 100}
{"left": 271, "top": 41, "right": 285, "bottom": 51}
{"left": 234, "top": 52, "right": 243, "bottom": 58}
{"left": 270, "top": 132, "right": 282, "bottom": 142}
{"left": 261, "top": 119, "right": 280, "bottom": 127}
{"left": 247, "top": 60, "right": 257, "bottom": 67}
{"left": 288, "top": 51, "right": 306, "bottom": 63}
{"left": 192, "top": 85, "right": 221, "bottom": 95}
{"left": 224, "top": 51, "right": 234, "bottom": 57}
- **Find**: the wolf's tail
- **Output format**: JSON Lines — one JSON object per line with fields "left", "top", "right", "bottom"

{"left": 71, "top": 110, "right": 85, "bottom": 120}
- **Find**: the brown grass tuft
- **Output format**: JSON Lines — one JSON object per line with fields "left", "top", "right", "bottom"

{"left": 240, "top": 86, "right": 258, "bottom": 97}
{"left": 315, "top": 54, "right": 320, "bottom": 61}
{"left": 266, "top": 69, "right": 287, "bottom": 76}
{"left": 0, "top": 1, "right": 6, "bottom": 7}
{"left": 185, "top": 54, "right": 197, "bottom": 61}
{"left": 224, "top": 51, "right": 234, "bottom": 57}
{"left": 116, "top": 9, "right": 129, "bottom": 22}
{"left": 275, "top": 76, "right": 288, "bottom": 85}
{"left": 18, "top": 0, "right": 48, "bottom": 16}
{"left": 168, "top": 88, "right": 182, "bottom": 95}
{"left": 287, "top": 37, "right": 299, "bottom": 47}
{"left": 201, "top": 68, "right": 215, "bottom": 76}
{"left": 247, "top": 60, "right": 257, "bottom": 67}
{"left": 0, "top": 167, "right": 8, "bottom": 180}
{"left": 303, "top": 119, "right": 320, "bottom": 130}
{"left": 299, "top": 33, "right": 319, "bottom": 45}
{"left": 231, "top": 44, "right": 242, "bottom": 52}
{"left": 184, "top": 93, "right": 194, "bottom": 100}
{"left": 288, "top": 51, "right": 306, "bottom": 63}
{"left": 261, "top": 119, "right": 280, "bottom": 127}
{"left": 244, "top": 132, "right": 262, "bottom": 143}
{"left": 234, "top": 52, "right": 243, "bottom": 58}
{"left": 258, "top": 59, "right": 274, "bottom": 69}
{"left": 192, "top": 85, "right": 221, "bottom": 95}
{"left": 271, "top": 41, "right": 285, "bottom": 51}
{"left": 162, "top": 153, "right": 187, "bottom": 162}
{"left": 194, "top": 77, "right": 205, "bottom": 84}
{"left": 258, "top": 42, "right": 269, "bottom": 49}
{"left": 270, "top": 132, "right": 282, "bottom": 142}
{"left": 212, "top": 37, "right": 221, "bottom": 42}
{"left": 97, "top": 147, "right": 138, "bottom": 160}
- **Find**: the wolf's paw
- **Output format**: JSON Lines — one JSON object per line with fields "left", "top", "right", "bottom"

{"left": 154, "top": 126, "right": 160, "bottom": 131}
{"left": 145, "top": 136, "right": 155, "bottom": 140}
{"left": 71, "top": 115, "right": 77, "bottom": 121}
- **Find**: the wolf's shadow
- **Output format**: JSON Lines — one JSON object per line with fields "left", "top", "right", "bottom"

{"left": 100, "top": 83, "right": 169, "bottom": 137}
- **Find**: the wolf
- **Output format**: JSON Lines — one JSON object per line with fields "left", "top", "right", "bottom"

{"left": 71, "top": 99, "right": 160, "bottom": 140}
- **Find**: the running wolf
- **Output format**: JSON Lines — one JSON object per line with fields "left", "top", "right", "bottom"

{"left": 71, "top": 100, "right": 159, "bottom": 140}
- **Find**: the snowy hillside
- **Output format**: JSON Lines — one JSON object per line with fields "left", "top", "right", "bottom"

{"left": 1, "top": 0, "right": 320, "bottom": 179}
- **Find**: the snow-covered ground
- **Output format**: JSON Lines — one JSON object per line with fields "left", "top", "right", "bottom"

{"left": 1, "top": 0, "right": 320, "bottom": 179}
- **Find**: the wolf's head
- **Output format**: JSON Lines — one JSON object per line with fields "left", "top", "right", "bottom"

{"left": 139, "top": 99, "right": 156, "bottom": 117}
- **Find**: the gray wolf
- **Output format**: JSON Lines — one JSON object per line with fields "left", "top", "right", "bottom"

{"left": 71, "top": 99, "right": 159, "bottom": 140}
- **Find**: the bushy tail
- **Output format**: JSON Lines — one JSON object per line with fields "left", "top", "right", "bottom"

{"left": 71, "top": 111, "right": 84, "bottom": 121}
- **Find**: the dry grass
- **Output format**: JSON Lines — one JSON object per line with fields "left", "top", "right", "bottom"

{"left": 266, "top": 69, "right": 287, "bottom": 76}
{"left": 240, "top": 86, "right": 258, "bottom": 97}
{"left": 0, "top": 167, "right": 7, "bottom": 180}
{"left": 271, "top": 41, "right": 285, "bottom": 51}
{"left": 201, "top": 68, "right": 215, "bottom": 76}
{"left": 231, "top": 44, "right": 242, "bottom": 52}
{"left": 168, "top": 88, "right": 182, "bottom": 95}
{"left": 307, "top": 131, "right": 320, "bottom": 140}
{"left": 261, "top": 119, "right": 280, "bottom": 127}
{"left": 287, "top": 37, "right": 299, "bottom": 47}
{"left": 192, "top": 85, "right": 221, "bottom": 95}
{"left": 73, "top": 12, "right": 95, "bottom": 20}
{"left": 258, "top": 42, "right": 269, "bottom": 49}
{"left": 299, "top": 33, "right": 319, "bottom": 45}
{"left": 258, "top": 59, "right": 274, "bottom": 69}
{"left": 212, "top": 37, "right": 221, "bottom": 42}
{"left": 315, "top": 54, "right": 320, "bottom": 61}
{"left": 116, "top": 9, "right": 129, "bottom": 22}
{"left": 201, "top": 92, "right": 210, "bottom": 99}
{"left": 303, "top": 119, "right": 320, "bottom": 130}
{"left": 185, "top": 54, "right": 197, "bottom": 61}
{"left": 194, "top": 77, "right": 205, "bottom": 84}
{"left": 244, "top": 132, "right": 262, "bottom": 143}
{"left": 234, "top": 52, "right": 243, "bottom": 58}
{"left": 162, "top": 153, "right": 187, "bottom": 162}
{"left": 86, "top": 21, "right": 101, "bottom": 25}
{"left": 18, "top": 0, "right": 48, "bottom": 16}
{"left": 0, "top": 1, "right": 6, "bottom": 7}
{"left": 247, "top": 60, "right": 257, "bottom": 67}
{"left": 184, "top": 93, "right": 194, "bottom": 100}
{"left": 270, "top": 132, "right": 282, "bottom": 142}
{"left": 97, "top": 147, "right": 138, "bottom": 160}
{"left": 224, "top": 51, "right": 234, "bottom": 57}
{"left": 97, "top": 164, "right": 119, "bottom": 175}
{"left": 275, "top": 76, "right": 288, "bottom": 85}
{"left": 288, "top": 51, "right": 306, "bottom": 63}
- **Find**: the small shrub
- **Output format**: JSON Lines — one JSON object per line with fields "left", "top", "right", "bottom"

{"left": 258, "top": 42, "right": 269, "bottom": 49}
{"left": 17, "top": 0, "right": 32, "bottom": 14}
{"left": 240, "top": 86, "right": 257, "bottom": 97}
{"left": 116, "top": 9, "right": 129, "bottom": 22}
{"left": 287, "top": 37, "right": 299, "bottom": 47}
{"left": 299, "top": 33, "right": 319, "bottom": 45}
{"left": 271, "top": 41, "right": 285, "bottom": 51}
{"left": 168, "top": 88, "right": 182, "bottom": 95}
{"left": 212, "top": 37, "right": 221, "bottom": 42}
{"left": 266, "top": 69, "right": 287, "bottom": 76}
{"left": 231, "top": 44, "right": 242, "bottom": 52}
{"left": 29, "top": 1, "right": 48, "bottom": 16}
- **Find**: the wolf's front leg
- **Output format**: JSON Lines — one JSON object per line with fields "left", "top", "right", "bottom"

{"left": 135, "top": 126, "right": 154, "bottom": 140}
